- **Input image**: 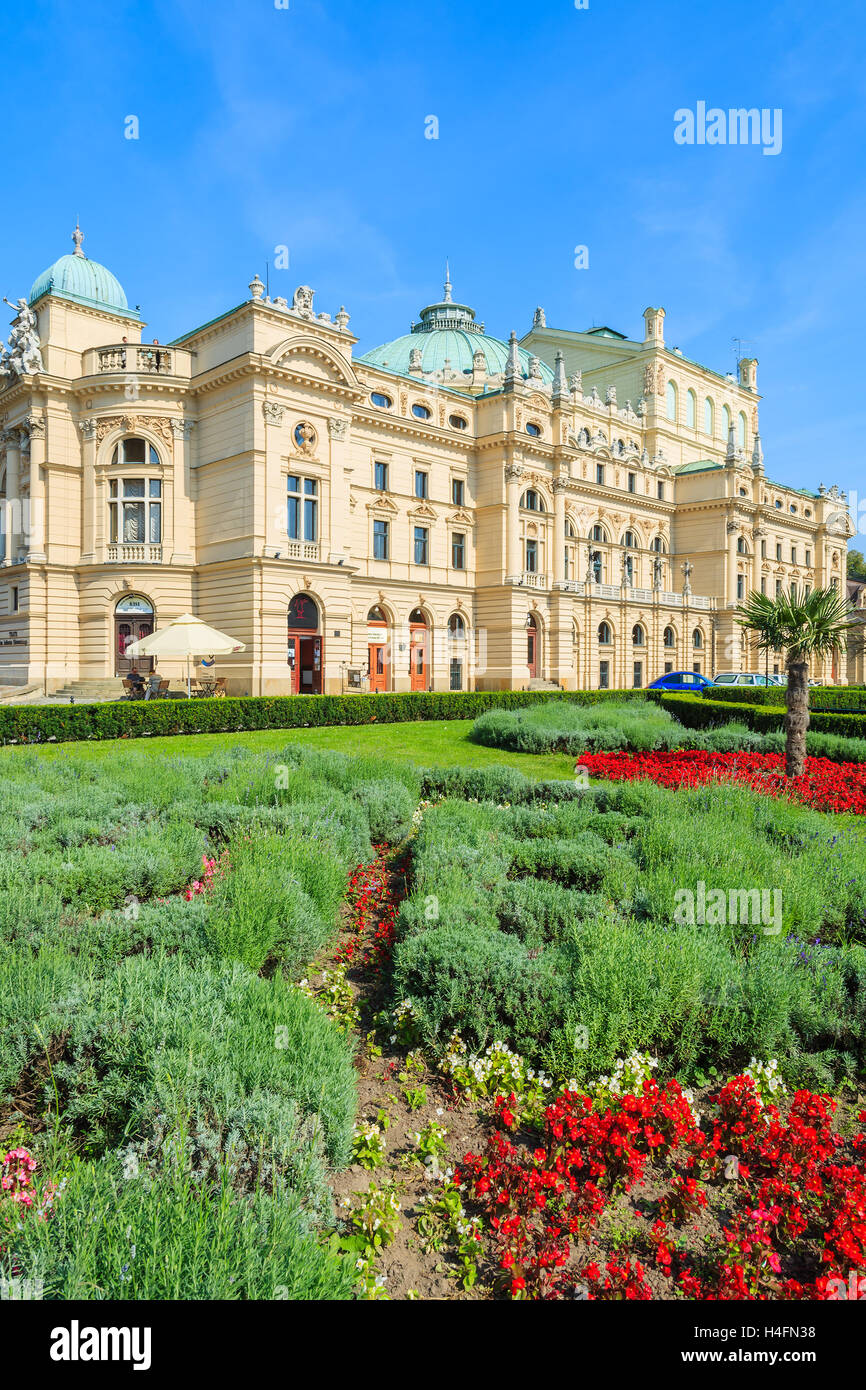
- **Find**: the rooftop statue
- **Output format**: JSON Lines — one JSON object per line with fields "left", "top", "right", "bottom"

{"left": 0, "top": 296, "right": 44, "bottom": 379}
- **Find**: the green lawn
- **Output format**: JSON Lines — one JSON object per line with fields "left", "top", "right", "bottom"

{"left": 3, "top": 718, "right": 577, "bottom": 780}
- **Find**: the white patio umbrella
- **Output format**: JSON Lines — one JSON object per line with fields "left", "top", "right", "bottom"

{"left": 123, "top": 612, "right": 245, "bottom": 698}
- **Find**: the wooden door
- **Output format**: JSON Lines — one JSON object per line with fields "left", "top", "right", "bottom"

{"left": 368, "top": 643, "right": 387, "bottom": 693}
{"left": 526, "top": 622, "right": 537, "bottom": 679}
{"left": 409, "top": 626, "right": 427, "bottom": 691}
{"left": 115, "top": 618, "right": 154, "bottom": 676}
{"left": 289, "top": 632, "right": 324, "bottom": 694}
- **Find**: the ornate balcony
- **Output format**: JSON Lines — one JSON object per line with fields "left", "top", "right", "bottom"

{"left": 106, "top": 543, "right": 163, "bottom": 563}
{"left": 81, "top": 345, "right": 192, "bottom": 378}
{"left": 285, "top": 542, "right": 320, "bottom": 561}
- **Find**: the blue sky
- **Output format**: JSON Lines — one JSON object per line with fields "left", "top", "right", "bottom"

{"left": 2, "top": 0, "right": 864, "bottom": 495}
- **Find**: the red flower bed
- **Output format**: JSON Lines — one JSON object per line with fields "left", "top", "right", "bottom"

{"left": 335, "top": 847, "right": 401, "bottom": 974}
{"left": 455, "top": 1078, "right": 866, "bottom": 1301}
{"left": 577, "top": 750, "right": 866, "bottom": 815}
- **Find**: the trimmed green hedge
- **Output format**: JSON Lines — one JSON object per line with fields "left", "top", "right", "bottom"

{"left": 0, "top": 688, "right": 658, "bottom": 746}
{"left": 705, "top": 685, "right": 866, "bottom": 713}
{"left": 662, "top": 693, "right": 866, "bottom": 739}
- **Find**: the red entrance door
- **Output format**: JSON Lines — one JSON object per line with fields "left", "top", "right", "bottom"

{"left": 526, "top": 616, "right": 538, "bottom": 679}
{"left": 409, "top": 625, "right": 428, "bottom": 691}
{"left": 288, "top": 633, "right": 324, "bottom": 694}
{"left": 368, "top": 638, "right": 388, "bottom": 692}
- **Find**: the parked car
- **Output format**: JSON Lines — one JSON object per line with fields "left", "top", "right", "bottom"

{"left": 711, "top": 672, "right": 785, "bottom": 687}
{"left": 648, "top": 671, "right": 715, "bottom": 692}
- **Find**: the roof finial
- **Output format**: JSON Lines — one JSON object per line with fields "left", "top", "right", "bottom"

{"left": 72, "top": 221, "right": 85, "bottom": 258}
{"left": 443, "top": 259, "right": 452, "bottom": 304}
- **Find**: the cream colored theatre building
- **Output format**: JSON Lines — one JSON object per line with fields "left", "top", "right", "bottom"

{"left": 0, "top": 233, "right": 854, "bottom": 695}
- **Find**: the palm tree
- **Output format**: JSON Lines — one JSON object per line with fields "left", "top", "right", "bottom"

{"left": 735, "top": 586, "right": 859, "bottom": 777}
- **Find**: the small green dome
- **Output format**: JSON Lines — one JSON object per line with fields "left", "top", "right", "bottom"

{"left": 29, "top": 226, "right": 139, "bottom": 319}
{"left": 359, "top": 270, "right": 554, "bottom": 393}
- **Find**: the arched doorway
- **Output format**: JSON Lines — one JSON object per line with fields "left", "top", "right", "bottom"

{"left": 115, "top": 595, "right": 154, "bottom": 676}
{"left": 367, "top": 606, "right": 389, "bottom": 693}
{"left": 287, "top": 593, "right": 323, "bottom": 694}
{"left": 409, "top": 608, "right": 429, "bottom": 691}
{"left": 526, "top": 613, "right": 538, "bottom": 679}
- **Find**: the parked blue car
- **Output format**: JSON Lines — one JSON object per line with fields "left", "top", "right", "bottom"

{"left": 647, "top": 671, "right": 715, "bottom": 692}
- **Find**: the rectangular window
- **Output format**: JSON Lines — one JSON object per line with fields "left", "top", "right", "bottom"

{"left": 11, "top": 586, "right": 19, "bottom": 613}
{"left": 628, "top": 473, "right": 636, "bottom": 494}
{"left": 451, "top": 478, "right": 464, "bottom": 506}
{"left": 657, "top": 482, "right": 665, "bottom": 501}
{"left": 761, "top": 577, "right": 767, "bottom": 595}
{"left": 599, "top": 660, "right": 610, "bottom": 690}
{"left": 596, "top": 464, "right": 605, "bottom": 486}
{"left": 693, "top": 662, "right": 702, "bottom": 675}
{"left": 525, "top": 538, "right": 538, "bottom": 573}
{"left": 451, "top": 532, "right": 465, "bottom": 569}
{"left": 737, "top": 575, "right": 745, "bottom": 599}
{"left": 414, "top": 470, "right": 428, "bottom": 500}
{"left": 805, "top": 549, "right": 812, "bottom": 567}
{"left": 664, "top": 661, "right": 673, "bottom": 674}
{"left": 791, "top": 546, "right": 797, "bottom": 565}
{"left": 633, "top": 661, "right": 643, "bottom": 689}
{"left": 775, "top": 580, "right": 782, "bottom": 597}
{"left": 374, "top": 461, "right": 388, "bottom": 491}
{"left": 776, "top": 542, "right": 782, "bottom": 561}
{"left": 122, "top": 500, "right": 145, "bottom": 542}
{"left": 373, "top": 519, "right": 389, "bottom": 560}
{"left": 287, "top": 476, "right": 317, "bottom": 541}
{"left": 761, "top": 539, "right": 767, "bottom": 558}
{"left": 414, "top": 526, "right": 429, "bottom": 565}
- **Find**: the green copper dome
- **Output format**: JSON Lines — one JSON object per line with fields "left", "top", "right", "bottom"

{"left": 359, "top": 269, "right": 554, "bottom": 392}
{"left": 29, "top": 226, "right": 139, "bottom": 319}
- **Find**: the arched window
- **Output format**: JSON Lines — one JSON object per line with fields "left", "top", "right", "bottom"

{"left": 666, "top": 381, "right": 678, "bottom": 421}
{"left": 409, "top": 607, "right": 428, "bottom": 626}
{"left": 738, "top": 412, "right": 747, "bottom": 449}
{"left": 692, "top": 628, "right": 704, "bottom": 649}
{"left": 663, "top": 626, "right": 676, "bottom": 648}
{"left": 111, "top": 436, "right": 160, "bottom": 467}
{"left": 686, "top": 390, "right": 696, "bottom": 429}
{"left": 651, "top": 536, "right": 667, "bottom": 553}
{"left": 448, "top": 613, "right": 466, "bottom": 641}
{"left": 590, "top": 523, "right": 608, "bottom": 543}
{"left": 723, "top": 404, "right": 732, "bottom": 438}
{"left": 598, "top": 621, "right": 612, "bottom": 645}
{"left": 371, "top": 392, "right": 392, "bottom": 409}
{"left": 288, "top": 593, "right": 319, "bottom": 630}
{"left": 521, "top": 489, "right": 544, "bottom": 512}
{"left": 368, "top": 605, "right": 388, "bottom": 624}
{"left": 632, "top": 624, "right": 645, "bottom": 646}
{"left": 526, "top": 421, "right": 542, "bottom": 439}
{"left": 565, "top": 519, "right": 576, "bottom": 538}
{"left": 736, "top": 537, "right": 748, "bottom": 555}
{"left": 622, "top": 530, "right": 638, "bottom": 549}
{"left": 412, "top": 403, "right": 432, "bottom": 421}
{"left": 704, "top": 398, "right": 714, "bottom": 436}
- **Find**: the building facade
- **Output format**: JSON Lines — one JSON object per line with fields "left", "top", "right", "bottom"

{"left": 0, "top": 233, "right": 854, "bottom": 694}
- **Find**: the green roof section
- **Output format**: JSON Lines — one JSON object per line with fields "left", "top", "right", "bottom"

{"left": 674, "top": 459, "right": 723, "bottom": 475}
{"left": 584, "top": 326, "right": 627, "bottom": 340}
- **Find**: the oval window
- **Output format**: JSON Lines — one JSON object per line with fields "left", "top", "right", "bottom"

{"left": 412, "top": 403, "right": 432, "bottom": 420}
{"left": 526, "top": 422, "right": 542, "bottom": 438}
{"left": 450, "top": 414, "right": 468, "bottom": 430}
{"left": 371, "top": 392, "right": 392, "bottom": 409}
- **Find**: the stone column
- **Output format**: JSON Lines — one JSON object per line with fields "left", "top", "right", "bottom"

{"left": 262, "top": 402, "right": 286, "bottom": 559}
{"left": 24, "top": 419, "right": 47, "bottom": 563}
{"left": 552, "top": 476, "right": 567, "bottom": 585}
{"left": 79, "top": 420, "right": 97, "bottom": 563}
{"left": 505, "top": 461, "right": 523, "bottom": 579}
{"left": 2, "top": 430, "right": 21, "bottom": 563}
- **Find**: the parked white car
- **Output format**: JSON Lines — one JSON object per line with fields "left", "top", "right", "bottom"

{"left": 711, "top": 672, "right": 785, "bottom": 687}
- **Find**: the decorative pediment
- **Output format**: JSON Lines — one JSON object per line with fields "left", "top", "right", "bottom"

{"left": 366, "top": 494, "right": 399, "bottom": 514}
{"left": 268, "top": 334, "right": 361, "bottom": 391}
{"left": 408, "top": 502, "right": 438, "bottom": 521}
{"left": 449, "top": 509, "right": 474, "bottom": 527}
